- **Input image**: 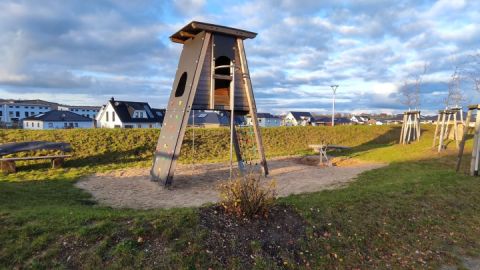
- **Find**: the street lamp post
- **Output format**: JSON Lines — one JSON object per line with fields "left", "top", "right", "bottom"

{"left": 330, "top": 85, "right": 339, "bottom": 127}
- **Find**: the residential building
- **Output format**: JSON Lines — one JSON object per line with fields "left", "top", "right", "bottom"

{"left": 96, "top": 98, "right": 163, "bottom": 128}
{"left": 188, "top": 111, "right": 230, "bottom": 128}
{"left": 350, "top": 115, "right": 370, "bottom": 124}
{"left": 312, "top": 117, "right": 352, "bottom": 126}
{"left": 0, "top": 99, "right": 54, "bottom": 127}
{"left": 283, "top": 111, "right": 314, "bottom": 126}
{"left": 23, "top": 110, "right": 94, "bottom": 130}
{"left": 58, "top": 105, "right": 101, "bottom": 119}
{"left": 246, "top": 113, "right": 281, "bottom": 127}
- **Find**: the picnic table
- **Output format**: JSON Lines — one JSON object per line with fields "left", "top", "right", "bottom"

{"left": 308, "top": 144, "right": 351, "bottom": 166}
{"left": 0, "top": 141, "right": 72, "bottom": 173}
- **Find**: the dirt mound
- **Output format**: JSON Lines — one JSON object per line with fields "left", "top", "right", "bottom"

{"left": 199, "top": 204, "right": 310, "bottom": 267}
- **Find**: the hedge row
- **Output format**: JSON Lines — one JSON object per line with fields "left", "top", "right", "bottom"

{"left": 0, "top": 125, "right": 403, "bottom": 165}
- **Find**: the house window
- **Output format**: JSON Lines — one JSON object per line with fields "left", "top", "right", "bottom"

{"left": 16, "top": 111, "right": 20, "bottom": 117}
{"left": 112, "top": 112, "right": 115, "bottom": 122}
{"left": 137, "top": 124, "right": 141, "bottom": 128}
{"left": 15, "top": 106, "right": 19, "bottom": 108}
{"left": 37, "top": 122, "right": 39, "bottom": 127}
{"left": 25, "top": 112, "right": 29, "bottom": 117}
{"left": 64, "top": 123, "right": 67, "bottom": 128}
{"left": 124, "top": 125, "right": 132, "bottom": 128}
{"left": 48, "top": 123, "right": 53, "bottom": 128}
{"left": 149, "top": 124, "right": 153, "bottom": 128}
{"left": 0, "top": 111, "right": 2, "bottom": 116}
{"left": 26, "top": 122, "right": 28, "bottom": 127}
{"left": 106, "top": 112, "right": 109, "bottom": 121}
{"left": 74, "top": 123, "right": 78, "bottom": 127}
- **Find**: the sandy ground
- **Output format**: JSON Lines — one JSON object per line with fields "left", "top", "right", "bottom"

{"left": 75, "top": 156, "right": 385, "bottom": 209}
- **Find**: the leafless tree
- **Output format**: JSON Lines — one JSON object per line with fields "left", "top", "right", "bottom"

{"left": 464, "top": 53, "right": 480, "bottom": 93}
{"left": 444, "top": 66, "right": 466, "bottom": 108}
{"left": 399, "top": 63, "right": 428, "bottom": 110}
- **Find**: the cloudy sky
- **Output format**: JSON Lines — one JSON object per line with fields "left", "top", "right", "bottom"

{"left": 0, "top": 0, "right": 479, "bottom": 114}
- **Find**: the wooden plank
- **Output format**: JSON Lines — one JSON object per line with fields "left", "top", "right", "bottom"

{"left": 0, "top": 155, "right": 72, "bottom": 162}
{"left": 237, "top": 38, "right": 268, "bottom": 176}
{"left": 456, "top": 109, "right": 472, "bottom": 172}
{"left": 0, "top": 141, "right": 72, "bottom": 156}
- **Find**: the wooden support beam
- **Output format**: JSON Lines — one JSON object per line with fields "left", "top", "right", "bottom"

{"left": 456, "top": 109, "right": 472, "bottom": 172}
{"left": 179, "top": 31, "right": 196, "bottom": 38}
{"left": 438, "top": 112, "right": 447, "bottom": 152}
{"left": 433, "top": 113, "right": 441, "bottom": 148}
{"left": 237, "top": 38, "right": 268, "bottom": 176}
{"left": 470, "top": 111, "right": 480, "bottom": 176}
{"left": 399, "top": 113, "right": 407, "bottom": 144}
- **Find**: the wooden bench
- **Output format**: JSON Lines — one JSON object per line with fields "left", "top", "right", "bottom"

{"left": 308, "top": 144, "right": 351, "bottom": 166}
{"left": 0, "top": 155, "right": 72, "bottom": 173}
{"left": 0, "top": 141, "right": 73, "bottom": 174}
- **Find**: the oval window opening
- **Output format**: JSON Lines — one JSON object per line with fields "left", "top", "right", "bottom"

{"left": 175, "top": 72, "right": 188, "bottom": 97}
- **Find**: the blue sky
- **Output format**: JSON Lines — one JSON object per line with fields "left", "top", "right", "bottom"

{"left": 0, "top": 0, "right": 479, "bottom": 115}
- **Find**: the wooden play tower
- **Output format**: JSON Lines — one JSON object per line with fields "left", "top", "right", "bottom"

{"left": 456, "top": 105, "right": 480, "bottom": 175}
{"left": 150, "top": 21, "right": 268, "bottom": 186}
{"left": 432, "top": 108, "right": 463, "bottom": 152}
{"left": 399, "top": 111, "right": 421, "bottom": 144}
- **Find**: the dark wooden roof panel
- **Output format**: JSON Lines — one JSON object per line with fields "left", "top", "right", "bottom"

{"left": 170, "top": 21, "right": 257, "bottom": 43}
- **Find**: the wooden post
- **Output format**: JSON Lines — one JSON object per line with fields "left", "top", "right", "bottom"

{"left": 399, "top": 113, "right": 407, "bottom": 144}
{"left": 443, "top": 112, "right": 452, "bottom": 141}
{"left": 51, "top": 157, "right": 64, "bottom": 169}
{"left": 0, "top": 160, "right": 16, "bottom": 173}
{"left": 470, "top": 111, "right": 480, "bottom": 176}
{"left": 406, "top": 114, "right": 412, "bottom": 143}
{"left": 453, "top": 111, "right": 459, "bottom": 149}
{"left": 438, "top": 112, "right": 447, "bottom": 152}
{"left": 432, "top": 113, "right": 441, "bottom": 148}
{"left": 416, "top": 112, "right": 421, "bottom": 141}
{"left": 237, "top": 38, "right": 268, "bottom": 175}
{"left": 456, "top": 109, "right": 472, "bottom": 172}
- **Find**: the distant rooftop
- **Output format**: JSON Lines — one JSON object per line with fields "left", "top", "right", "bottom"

{"left": 23, "top": 110, "right": 92, "bottom": 122}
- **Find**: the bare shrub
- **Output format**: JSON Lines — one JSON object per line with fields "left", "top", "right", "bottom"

{"left": 218, "top": 171, "right": 276, "bottom": 219}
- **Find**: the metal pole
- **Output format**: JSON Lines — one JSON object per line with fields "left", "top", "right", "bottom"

{"left": 330, "top": 85, "right": 339, "bottom": 127}
{"left": 229, "top": 62, "right": 235, "bottom": 179}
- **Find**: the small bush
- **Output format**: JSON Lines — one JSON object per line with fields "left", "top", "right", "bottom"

{"left": 218, "top": 171, "right": 277, "bottom": 219}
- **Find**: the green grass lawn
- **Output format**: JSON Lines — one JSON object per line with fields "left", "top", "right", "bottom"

{"left": 1, "top": 126, "right": 479, "bottom": 269}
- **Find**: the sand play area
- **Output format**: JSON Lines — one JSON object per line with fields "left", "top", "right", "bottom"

{"left": 75, "top": 156, "right": 385, "bottom": 209}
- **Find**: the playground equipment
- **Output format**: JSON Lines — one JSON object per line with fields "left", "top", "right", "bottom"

{"left": 399, "top": 111, "right": 421, "bottom": 144}
{"left": 456, "top": 105, "right": 480, "bottom": 175}
{"left": 432, "top": 108, "right": 463, "bottom": 152}
{"left": 150, "top": 21, "right": 268, "bottom": 186}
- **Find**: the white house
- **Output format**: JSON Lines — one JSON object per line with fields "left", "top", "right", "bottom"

{"left": 246, "top": 113, "right": 281, "bottom": 127}
{"left": 0, "top": 99, "right": 54, "bottom": 127}
{"left": 23, "top": 110, "right": 94, "bottom": 130}
{"left": 350, "top": 115, "right": 370, "bottom": 124}
{"left": 58, "top": 105, "right": 101, "bottom": 119}
{"left": 96, "top": 98, "right": 163, "bottom": 128}
{"left": 283, "top": 111, "right": 314, "bottom": 126}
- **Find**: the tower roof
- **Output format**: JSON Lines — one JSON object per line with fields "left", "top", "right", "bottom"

{"left": 170, "top": 21, "right": 257, "bottom": 44}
